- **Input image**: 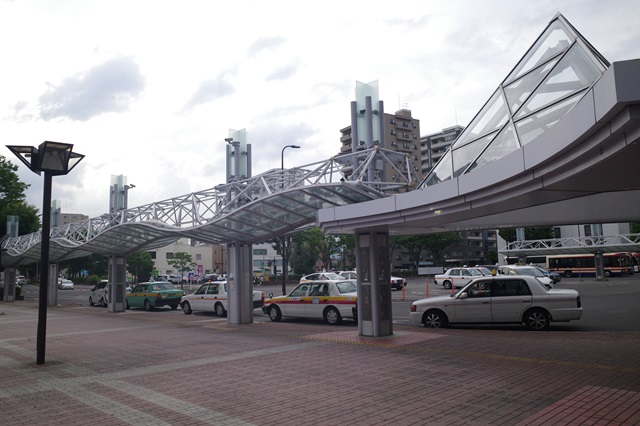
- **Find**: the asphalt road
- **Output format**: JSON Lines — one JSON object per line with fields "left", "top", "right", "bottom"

{"left": 18, "top": 273, "right": 640, "bottom": 332}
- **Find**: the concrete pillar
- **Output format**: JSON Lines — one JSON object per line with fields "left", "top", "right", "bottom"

{"left": 355, "top": 228, "right": 393, "bottom": 337}
{"left": 108, "top": 255, "right": 127, "bottom": 312}
{"left": 594, "top": 251, "right": 605, "bottom": 281}
{"left": 3, "top": 267, "right": 16, "bottom": 302}
{"left": 227, "top": 243, "right": 253, "bottom": 324}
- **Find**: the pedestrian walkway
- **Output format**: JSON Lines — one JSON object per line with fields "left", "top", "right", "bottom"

{"left": 1, "top": 298, "right": 639, "bottom": 425}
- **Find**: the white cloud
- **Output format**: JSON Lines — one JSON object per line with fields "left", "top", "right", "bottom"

{"left": 0, "top": 0, "right": 639, "bottom": 220}
{"left": 37, "top": 56, "right": 145, "bottom": 121}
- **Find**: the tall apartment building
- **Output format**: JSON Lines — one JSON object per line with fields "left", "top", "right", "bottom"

{"left": 420, "top": 125, "right": 464, "bottom": 177}
{"left": 339, "top": 109, "right": 423, "bottom": 180}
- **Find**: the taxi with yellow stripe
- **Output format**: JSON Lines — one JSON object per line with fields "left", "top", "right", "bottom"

{"left": 262, "top": 280, "right": 357, "bottom": 325}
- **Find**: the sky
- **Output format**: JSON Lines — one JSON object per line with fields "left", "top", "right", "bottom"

{"left": 2, "top": 0, "right": 640, "bottom": 220}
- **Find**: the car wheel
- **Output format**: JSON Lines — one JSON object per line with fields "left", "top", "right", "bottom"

{"left": 126, "top": 300, "right": 130, "bottom": 310}
{"left": 604, "top": 270, "right": 612, "bottom": 278}
{"left": 89, "top": 297, "right": 95, "bottom": 306}
{"left": 268, "top": 305, "right": 282, "bottom": 322}
{"left": 170, "top": 304, "right": 179, "bottom": 310}
{"left": 215, "top": 302, "right": 227, "bottom": 317}
{"left": 423, "top": 310, "right": 448, "bottom": 328}
{"left": 564, "top": 270, "right": 573, "bottom": 278}
{"left": 443, "top": 280, "right": 452, "bottom": 290}
{"left": 144, "top": 299, "right": 152, "bottom": 311}
{"left": 100, "top": 297, "right": 107, "bottom": 308}
{"left": 182, "top": 301, "right": 192, "bottom": 315}
{"left": 324, "top": 306, "right": 342, "bottom": 325}
{"left": 524, "top": 309, "right": 550, "bottom": 331}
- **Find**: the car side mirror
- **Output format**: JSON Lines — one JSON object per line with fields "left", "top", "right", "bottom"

{"left": 268, "top": 292, "right": 273, "bottom": 298}
{"left": 457, "top": 292, "right": 468, "bottom": 299}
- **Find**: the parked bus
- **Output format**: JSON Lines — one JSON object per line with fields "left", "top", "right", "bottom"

{"left": 505, "top": 256, "right": 547, "bottom": 266}
{"left": 546, "top": 252, "right": 634, "bottom": 278}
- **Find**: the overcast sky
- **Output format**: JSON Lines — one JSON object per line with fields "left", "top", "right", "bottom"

{"left": 2, "top": 0, "right": 640, "bottom": 220}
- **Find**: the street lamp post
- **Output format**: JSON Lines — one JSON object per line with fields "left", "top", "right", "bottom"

{"left": 281, "top": 144, "right": 300, "bottom": 170}
{"left": 6, "top": 141, "right": 84, "bottom": 365}
{"left": 280, "top": 145, "right": 300, "bottom": 296}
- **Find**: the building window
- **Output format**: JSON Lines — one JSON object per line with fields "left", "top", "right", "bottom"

{"left": 148, "top": 251, "right": 156, "bottom": 260}
{"left": 166, "top": 252, "right": 174, "bottom": 260}
{"left": 196, "top": 254, "right": 202, "bottom": 261}
{"left": 390, "top": 119, "right": 396, "bottom": 124}
{"left": 390, "top": 130, "right": 396, "bottom": 135}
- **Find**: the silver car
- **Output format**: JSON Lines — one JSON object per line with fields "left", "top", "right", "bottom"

{"left": 410, "top": 275, "right": 582, "bottom": 331}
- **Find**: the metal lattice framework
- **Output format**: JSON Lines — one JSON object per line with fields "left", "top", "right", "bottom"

{"left": 501, "top": 234, "right": 640, "bottom": 257}
{"left": 1, "top": 147, "right": 419, "bottom": 265}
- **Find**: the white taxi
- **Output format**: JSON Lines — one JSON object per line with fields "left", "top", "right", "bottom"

{"left": 262, "top": 280, "right": 357, "bottom": 325}
{"left": 410, "top": 275, "right": 583, "bottom": 331}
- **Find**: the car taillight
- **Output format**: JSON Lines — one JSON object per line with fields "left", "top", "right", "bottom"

{"left": 577, "top": 296, "right": 582, "bottom": 308}
{"left": 410, "top": 304, "right": 416, "bottom": 313}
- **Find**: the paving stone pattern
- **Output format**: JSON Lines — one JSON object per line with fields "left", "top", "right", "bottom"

{"left": 1, "top": 298, "right": 639, "bottom": 425}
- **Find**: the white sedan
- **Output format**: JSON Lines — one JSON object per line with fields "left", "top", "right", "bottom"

{"left": 434, "top": 267, "right": 484, "bottom": 289}
{"left": 262, "top": 280, "right": 357, "bottom": 325}
{"left": 58, "top": 279, "right": 74, "bottom": 290}
{"left": 410, "top": 275, "right": 583, "bottom": 330}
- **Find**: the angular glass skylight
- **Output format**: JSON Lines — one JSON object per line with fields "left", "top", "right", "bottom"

{"left": 420, "top": 13, "right": 609, "bottom": 189}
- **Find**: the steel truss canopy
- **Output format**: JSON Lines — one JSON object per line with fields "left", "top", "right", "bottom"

{"left": 501, "top": 234, "right": 640, "bottom": 258}
{"left": 2, "top": 147, "right": 418, "bottom": 265}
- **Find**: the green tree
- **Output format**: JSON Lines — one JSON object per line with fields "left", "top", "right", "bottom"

{"left": 630, "top": 222, "right": 640, "bottom": 234}
{"left": 269, "top": 234, "right": 294, "bottom": 295}
{"left": 304, "top": 227, "right": 340, "bottom": 270}
{"left": 424, "top": 232, "right": 462, "bottom": 266}
{"left": 336, "top": 235, "right": 355, "bottom": 270}
{"left": 167, "top": 252, "right": 196, "bottom": 289}
{"left": 127, "top": 251, "right": 155, "bottom": 283}
{"left": 289, "top": 231, "right": 318, "bottom": 276}
{"left": 0, "top": 155, "right": 40, "bottom": 235}
{"left": 498, "top": 226, "right": 555, "bottom": 244}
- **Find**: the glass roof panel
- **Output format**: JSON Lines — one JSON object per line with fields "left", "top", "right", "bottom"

{"left": 304, "top": 186, "right": 352, "bottom": 206}
{"left": 232, "top": 209, "right": 288, "bottom": 229}
{"left": 515, "top": 43, "right": 602, "bottom": 119}
{"left": 423, "top": 150, "right": 453, "bottom": 186}
{"left": 505, "top": 19, "right": 574, "bottom": 84}
{"left": 515, "top": 91, "right": 583, "bottom": 146}
{"left": 286, "top": 190, "right": 338, "bottom": 210}
{"left": 467, "top": 124, "right": 519, "bottom": 173}
{"left": 452, "top": 90, "right": 509, "bottom": 149}
{"left": 452, "top": 131, "right": 497, "bottom": 178}
{"left": 253, "top": 202, "right": 306, "bottom": 222}
{"left": 269, "top": 196, "right": 318, "bottom": 217}
{"left": 320, "top": 185, "right": 375, "bottom": 203}
{"left": 504, "top": 59, "right": 558, "bottom": 114}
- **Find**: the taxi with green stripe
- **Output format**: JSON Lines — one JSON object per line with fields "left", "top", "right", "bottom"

{"left": 126, "top": 281, "right": 185, "bottom": 311}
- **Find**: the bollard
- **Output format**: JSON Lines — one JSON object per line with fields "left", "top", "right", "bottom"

{"left": 425, "top": 275, "right": 429, "bottom": 298}
{"left": 451, "top": 278, "right": 455, "bottom": 295}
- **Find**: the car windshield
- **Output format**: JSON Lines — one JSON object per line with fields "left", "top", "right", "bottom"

{"left": 469, "top": 269, "right": 484, "bottom": 276}
{"left": 152, "top": 282, "right": 175, "bottom": 291}
{"left": 335, "top": 281, "right": 357, "bottom": 293}
{"left": 517, "top": 267, "right": 545, "bottom": 278}
{"left": 476, "top": 268, "right": 493, "bottom": 275}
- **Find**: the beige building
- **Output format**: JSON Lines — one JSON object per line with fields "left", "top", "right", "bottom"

{"left": 339, "top": 109, "right": 422, "bottom": 180}
{"left": 420, "top": 125, "right": 464, "bottom": 177}
{"left": 148, "top": 239, "right": 226, "bottom": 278}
